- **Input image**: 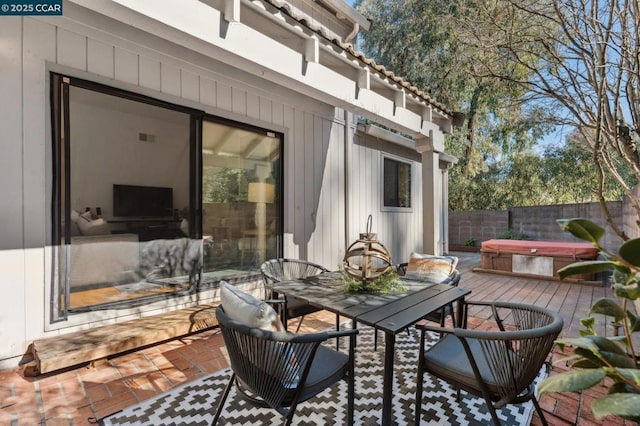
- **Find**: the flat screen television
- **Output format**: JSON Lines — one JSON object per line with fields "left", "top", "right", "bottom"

{"left": 113, "top": 184, "right": 173, "bottom": 217}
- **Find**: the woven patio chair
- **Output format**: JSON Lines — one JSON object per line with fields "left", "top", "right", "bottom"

{"left": 414, "top": 301, "right": 563, "bottom": 426}
{"left": 397, "top": 262, "right": 461, "bottom": 327}
{"left": 261, "top": 258, "right": 338, "bottom": 332}
{"left": 212, "top": 306, "right": 358, "bottom": 426}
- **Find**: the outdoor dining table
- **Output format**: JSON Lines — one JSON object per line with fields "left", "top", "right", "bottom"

{"left": 269, "top": 271, "right": 471, "bottom": 426}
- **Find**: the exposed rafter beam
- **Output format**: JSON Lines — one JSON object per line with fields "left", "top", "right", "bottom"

{"left": 241, "top": 136, "right": 264, "bottom": 158}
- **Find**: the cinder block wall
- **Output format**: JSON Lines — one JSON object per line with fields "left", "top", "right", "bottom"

{"left": 449, "top": 201, "right": 630, "bottom": 252}
{"left": 449, "top": 210, "right": 509, "bottom": 246}
{"left": 623, "top": 187, "right": 640, "bottom": 240}
{"left": 510, "top": 202, "right": 624, "bottom": 250}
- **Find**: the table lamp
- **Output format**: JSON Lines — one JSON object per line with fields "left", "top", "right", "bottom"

{"left": 248, "top": 182, "right": 275, "bottom": 265}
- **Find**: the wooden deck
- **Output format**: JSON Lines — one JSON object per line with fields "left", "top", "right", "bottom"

{"left": 453, "top": 252, "right": 624, "bottom": 340}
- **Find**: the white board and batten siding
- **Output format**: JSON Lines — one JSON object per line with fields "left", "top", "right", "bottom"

{"left": 348, "top": 134, "right": 424, "bottom": 265}
{"left": 0, "top": 15, "right": 348, "bottom": 366}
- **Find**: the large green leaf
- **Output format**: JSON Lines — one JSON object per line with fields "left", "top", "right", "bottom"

{"left": 619, "top": 238, "right": 640, "bottom": 267}
{"left": 588, "top": 336, "right": 636, "bottom": 368}
{"left": 573, "top": 359, "right": 604, "bottom": 368}
{"left": 538, "top": 369, "right": 606, "bottom": 394}
{"left": 557, "top": 261, "right": 614, "bottom": 280}
{"left": 591, "top": 394, "right": 640, "bottom": 421}
{"left": 557, "top": 218, "right": 605, "bottom": 244}
{"left": 573, "top": 348, "right": 605, "bottom": 366}
{"left": 613, "top": 368, "right": 640, "bottom": 386}
{"left": 557, "top": 337, "right": 599, "bottom": 352}
{"left": 590, "top": 298, "right": 625, "bottom": 322}
{"left": 613, "top": 283, "right": 640, "bottom": 300}
{"left": 628, "top": 311, "right": 640, "bottom": 332}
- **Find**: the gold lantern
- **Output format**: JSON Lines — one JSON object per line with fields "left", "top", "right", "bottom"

{"left": 343, "top": 215, "right": 392, "bottom": 283}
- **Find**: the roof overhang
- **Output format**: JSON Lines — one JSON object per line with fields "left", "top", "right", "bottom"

{"left": 66, "top": 0, "right": 453, "bottom": 149}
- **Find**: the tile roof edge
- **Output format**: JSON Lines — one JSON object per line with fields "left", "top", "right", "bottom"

{"left": 261, "top": 0, "right": 453, "bottom": 117}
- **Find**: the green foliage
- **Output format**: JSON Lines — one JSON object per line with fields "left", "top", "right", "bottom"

{"left": 204, "top": 167, "right": 250, "bottom": 203}
{"left": 341, "top": 269, "right": 407, "bottom": 294}
{"left": 538, "top": 218, "right": 640, "bottom": 421}
{"left": 496, "top": 229, "right": 530, "bottom": 240}
{"left": 465, "top": 237, "right": 478, "bottom": 247}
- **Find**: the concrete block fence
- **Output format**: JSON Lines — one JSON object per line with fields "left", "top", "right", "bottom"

{"left": 449, "top": 200, "right": 633, "bottom": 252}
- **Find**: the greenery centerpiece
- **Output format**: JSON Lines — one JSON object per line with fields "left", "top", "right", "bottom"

{"left": 341, "top": 268, "right": 406, "bottom": 294}
{"left": 342, "top": 215, "right": 405, "bottom": 293}
{"left": 538, "top": 218, "right": 640, "bottom": 422}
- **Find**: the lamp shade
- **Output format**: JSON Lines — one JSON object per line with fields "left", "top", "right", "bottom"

{"left": 248, "top": 182, "right": 275, "bottom": 203}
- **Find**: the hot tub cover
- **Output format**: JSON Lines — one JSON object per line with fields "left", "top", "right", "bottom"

{"left": 481, "top": 239, "right": 599, "bottom": 259}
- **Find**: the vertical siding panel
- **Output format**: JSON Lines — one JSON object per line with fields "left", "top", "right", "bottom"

{"left": 1, "top": 17, "right": 25, "bottom": 360}
{"left": 272, "top": 101, "right": 284, "bottom": 127}
{"left": 231, "top": 87, "right": 246, "bottom": 115}
{"left": 312, "top": 115, "right": 323, "bottom": 262}
{"left": 336, "top": 121, "right": 346, "bottom": 260}
{"left": 246, "top": 92, "right": 259, "bottom": 120}
{"left": 325, "top": 118, "right": 338, "bottom": 267}
{"left": 294, "top": 109, "right": 306, "bottom": 258}
{"left": 304, "top": 112, "right": 315, "bottom": 261}
{"left": 349, "top": 143, "right": 359, "bottom": 242}
{"left": 283, "top": 105, "right": 296, "bottom": 257}
{"left": 87, "top": 38, "right": 114, "bottom": 79}
{"left": 181, "top": 69, "right": 199, "bottom": 102}
{"left": 23, "top": 18, "right": 56, "bottom": 346}
{"left": 57, "top": 28, "right": 86, "bottom": 70}
{"left": 259, "top": 97, "right": 271, "bottom": 123}
{"left": 160, "top": 62, "right": 181, "bottom": 97}
{"left": 114, "top": 47, "right": 138, "bottom": 86}
{"left": 216, "top": 81, "right": 232, "bottom": 110}
{"left": 199, "top": 77, "right": 216, "bottom": 107}
{"left": 139, "top": 56, "right": 161, "bottom": 91}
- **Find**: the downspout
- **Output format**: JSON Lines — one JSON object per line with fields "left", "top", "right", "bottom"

{"left": 345, "top": 23, "right": 359, "bottom": 44}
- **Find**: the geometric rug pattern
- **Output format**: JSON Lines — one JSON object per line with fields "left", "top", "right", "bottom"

{"left": 101, "top": 326, "right": 544, "bottom": 425}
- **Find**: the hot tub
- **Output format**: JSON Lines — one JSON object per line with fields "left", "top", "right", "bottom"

{"left": 480, "top": 239, "right": 600, "bottom": 281}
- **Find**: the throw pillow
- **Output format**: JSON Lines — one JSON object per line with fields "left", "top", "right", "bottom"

{"left": 220, "top": 281, "right": 284, "bottom": 331}
{"left": 405, "top": 252, "right": 458, "bottom": 284}
{"left": 77, "top": 217, "right": 112, "bottom": 236}
{"left": 79, "top": 210, "right": 93, "bottom": 222}
{"left": 69, "top": 210, "right": 82, "bottom": 236}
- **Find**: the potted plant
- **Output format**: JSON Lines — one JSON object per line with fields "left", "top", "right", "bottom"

{"left": 538, "top": 218, "right": 640, "bottom": 421}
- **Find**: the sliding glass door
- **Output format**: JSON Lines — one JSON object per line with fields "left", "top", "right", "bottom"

{"left": 201, "top": 117, "right": 283, "bottom": 282}
{"left": 50, "top": 73, "right": 200, "bottom": 316}
{"left": 50, "top": 73, "right": 283, "bottom": 318}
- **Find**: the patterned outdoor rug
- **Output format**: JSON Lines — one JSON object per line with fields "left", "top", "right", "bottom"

{"left": 100, "top": 326, "right": 545, "bottom": 425}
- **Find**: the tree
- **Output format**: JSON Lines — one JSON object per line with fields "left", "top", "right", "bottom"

{"left": 456, "top": 0, "right": 640, "bottom": 239}
{"left": 355, "top": 0, "right": 556, "bottom": 212}
{"left": 355, "top": 0, "right": 551, "bottom": 179}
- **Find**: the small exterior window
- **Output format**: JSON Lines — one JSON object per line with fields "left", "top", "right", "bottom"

{"left": 383, "top": 156, "right": 412, "bottom": 210}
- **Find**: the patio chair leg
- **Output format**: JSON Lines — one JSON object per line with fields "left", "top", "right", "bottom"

{"left": 531, "top": 395, "right": 548, "bottom": 426}
{"left": 336, "top": 313, "right": 340, "bottom": 351}
{"left": 485, "top": 398, "right": 502, "bottom": 426}
{"left": 211, "top": 372, "right": 235, "bottom": 425}
{"left": 294, "top": 315, "right": 305, "bottom": 333}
